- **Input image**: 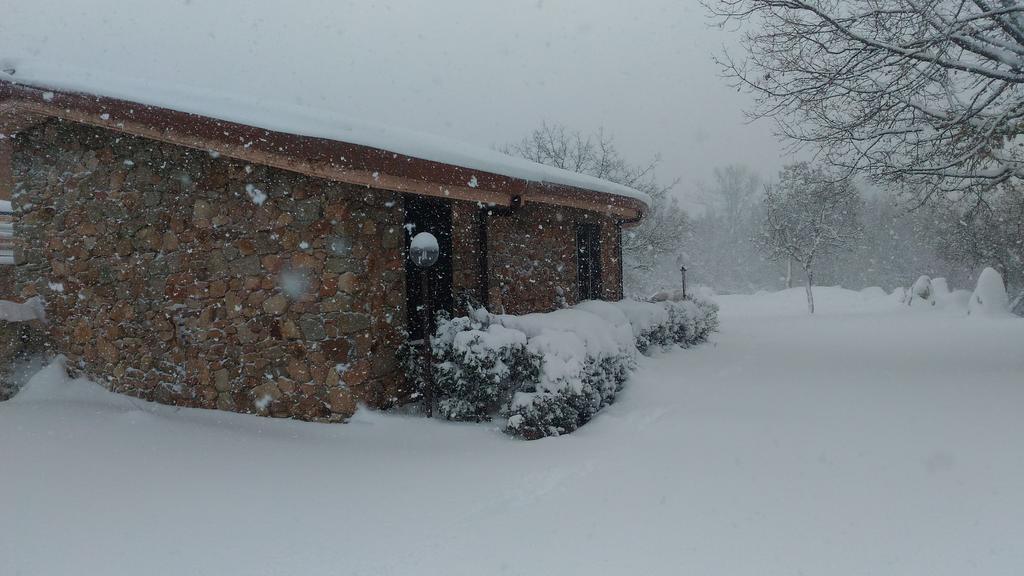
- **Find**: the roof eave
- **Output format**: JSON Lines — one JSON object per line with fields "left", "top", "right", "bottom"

{"left": 0, "top": 80, "right": 646, "bottom": 220}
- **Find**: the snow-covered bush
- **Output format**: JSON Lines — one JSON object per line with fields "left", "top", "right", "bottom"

{"left": 905, "top": 275, "right": 936, "bottom": 306}
{"left": 968, "top": 267, "right": 1010, "bottom": 316}
{"left": 504, "top": 343, "right": 635, "bottom": 440}
{"left": 581, "top": 299, "right": 671, "bottom": 353}
{"left": 432, "top": 316, "right": 541, "bottom": 422}
{"left": 399, "top": 313, "right": 542, "bottom": 422}
{"left": 401, "top": 295, "right": 719, "bottom": 439}
{"left": 671, "top": 295, "right": 720, "bottom": 345}
{"left": 497, "top": 307, "right": 637, "bottom": 439}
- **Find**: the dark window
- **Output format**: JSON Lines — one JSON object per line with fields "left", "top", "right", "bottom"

{"left": 576, "top": 223, "right": 603, "bottom": 301}
{"left": 404, "top": 195, "right": 454, "bottom": 340}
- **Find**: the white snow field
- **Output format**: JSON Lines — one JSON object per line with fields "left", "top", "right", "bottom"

{"left": 2, "top": 287, "right": 1023, "bottom": 576}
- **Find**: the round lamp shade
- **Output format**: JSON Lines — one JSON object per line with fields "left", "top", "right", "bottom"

{"left": 409, "top": 232, "right": 440, "bottom": 268}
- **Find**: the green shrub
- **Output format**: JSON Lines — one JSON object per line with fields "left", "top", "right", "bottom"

{"left": 401, "top": 296, "right": 719, "bottom": 439}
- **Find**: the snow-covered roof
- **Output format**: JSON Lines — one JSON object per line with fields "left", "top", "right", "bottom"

{"left": 0, "top": 65, "right": 649, "bottom": 213}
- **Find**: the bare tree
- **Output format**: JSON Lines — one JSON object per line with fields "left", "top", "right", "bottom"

{"left": 688, "top": 164, "right": 775, "bottom": 292}
{"left": 935, "top": 181, "right": 1024, "bottom": 306}
{"left": 504, "top": 123, "right": 688, "bottom": 292}
{"left": 707, "top": 165, "right": 761, "bottom": 235}
{"left": 704, "top": 0, "right": 1024, "bottom": 203}
{"left": 758, "top": 163, "right": 864, "bottom": 313}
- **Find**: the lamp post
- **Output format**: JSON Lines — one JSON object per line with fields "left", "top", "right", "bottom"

{"left": 410, "top": 232, "right": 440, "bottom": 417}
{"left": 680, "top": 265, "right": 688, "bottom": 299}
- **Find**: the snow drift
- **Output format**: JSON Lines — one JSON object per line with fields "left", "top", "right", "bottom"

{"left": 968, "top": 267, "right": 1010, "bottom": 316}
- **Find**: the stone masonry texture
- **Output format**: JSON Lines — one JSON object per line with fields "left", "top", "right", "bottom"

{"left": 11, "top": 119, "right": 407, "bottom": 420}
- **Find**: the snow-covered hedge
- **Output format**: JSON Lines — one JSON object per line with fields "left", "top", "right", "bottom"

{"left": 498, "top": 306, "right": 636, "bottom": 439}
{"left": 405, "top": 295, "right": 719, "bottom": 439}
{"left": 431, "top": 315, "right": 541, "bottom": 421}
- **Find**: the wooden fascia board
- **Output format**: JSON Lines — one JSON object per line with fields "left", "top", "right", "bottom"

{"left": 523, "top": 187, "right": 644, "bottom": 221}
{"left": 2, "top": 98, "right": 513, "bottom": 207}
{"left": 0, "top": 100, "right": 48, "bottom": 135}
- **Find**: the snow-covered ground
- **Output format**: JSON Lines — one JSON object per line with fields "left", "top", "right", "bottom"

{"left": 3, "top": 287, "right": 1023, "bottom": 576}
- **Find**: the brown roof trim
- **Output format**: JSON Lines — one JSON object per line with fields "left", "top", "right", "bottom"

{"left": 0, "top": 81, "right": 646, "bottom": 220}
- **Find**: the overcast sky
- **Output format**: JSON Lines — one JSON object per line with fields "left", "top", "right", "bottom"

{"left": 1, "top": 0, "right": 786, "bottom": 201}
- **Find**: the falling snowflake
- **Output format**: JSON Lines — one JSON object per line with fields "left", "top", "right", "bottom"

{"left": 254, "top": 394, "right": 273, "bottom": 411}
{"left": 245, "top": 184, "right": 267, "bottom": 205}
{"left": 280, "top": 269, "right": 310, "bottom": 299}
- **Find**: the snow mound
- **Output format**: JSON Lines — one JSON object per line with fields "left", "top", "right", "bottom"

{"left": 905, "top": 275, "right": 935, "bottom": 306}
{"left": 859, "top": 286, "right": 887, "bottom": 299}
{"left": 495, "top": 308, "right": 636, "bottom": 361}
{"left": 889, "top": 287, "right": 909, "bottom": 305}
{"left": 968, "top": 268, "right": 1010, "bottom": 317}
{"left": 0, "top": 297, "right": 46, "bottom": 322}
{"left": 581, "top": 299, "right": 663, "bottom": 342}
{"left": 11, "top": 357, "right": 133, "bottom": 408}
{"left": 718, "top": 285, "right": 983, "bottom": 318}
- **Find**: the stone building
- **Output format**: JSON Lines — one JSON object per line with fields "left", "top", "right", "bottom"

{"left": 0, "top": 80, "right": 647, "bottom": 421}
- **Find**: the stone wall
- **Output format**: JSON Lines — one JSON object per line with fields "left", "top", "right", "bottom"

{"left": 11, "top": 120, "right": 407, "bottom": 420}
{"left": 486, "top": 202, "right": 623, "bottom": 315}
{"left": 0, "top": 270, "right": 14, "bottom": 299}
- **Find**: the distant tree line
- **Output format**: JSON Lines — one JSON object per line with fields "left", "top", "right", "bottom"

{"left": 684, "top": 164, "right": 981, "bottom": 298}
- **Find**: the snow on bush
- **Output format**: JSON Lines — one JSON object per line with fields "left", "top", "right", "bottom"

{"left": 671, "top": 296, "right": 720, "bottom": 345}
{"left": 431, "top": 315, "right": 541, "bottom": 422}
{"left": 968, "top": 267, "right": 1010, "bottom": 316}
{"left": 404, "top": 295, "right": 719, "bottom": 439}
{"left": 579, "top": 299, "right": 667, "bottom": 353}
{"left": 905, "top": 275, "right": 936, "bottom": 306}
{"left": 497, "top": 307, "right": 637, "bottom": 439}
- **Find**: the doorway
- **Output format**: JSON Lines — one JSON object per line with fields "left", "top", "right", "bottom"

{"left": 404, "top": 195, "right": 454, "bottom": 340}
{"left": 576, "top": 222, "right": 603, "bottom": 301}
